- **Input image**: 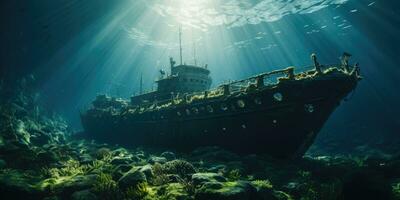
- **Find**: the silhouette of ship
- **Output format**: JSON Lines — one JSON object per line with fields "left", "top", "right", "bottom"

{"left": 81, "top": 32, "right": 361, "bottom": 158}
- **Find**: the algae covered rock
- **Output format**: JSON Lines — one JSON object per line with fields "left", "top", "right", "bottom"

{"left": 139, "top": 164, "right": 154, "bottom": 179}
{"left": 71, "top": 189, "right": 98, "bottom": 200}
{"left": 192, "top": 172, "right": 227, "bottom": 185}
{"left": 41, "top": 174, "right": 97, "bottom": 194}
{"left": 162, "top": 159, "right": 197, "bottom": 179}
{"left": 195, "top": 181, "right": 257, "bottom": 200}
{"left": 148, "top": 156, "right": 167, "bottom": 164}
{"left": 118, "top": 168, "right": 147, "bottom": 189}
{"left": 161, "top": 151, "right": 176, "bottom": 161}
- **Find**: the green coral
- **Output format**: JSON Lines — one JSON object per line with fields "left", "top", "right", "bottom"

{"left": 161, "top": 159, "right": 197, "bottom": 179}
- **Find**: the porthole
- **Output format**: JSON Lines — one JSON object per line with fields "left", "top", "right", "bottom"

{"left": 207, "top": 105, "right": 214, "bottom": 113}
{"left": 254, "top": 97, "right": 262, "bottom": 105}
{"left": 186, "top": 109, "right": 191, "bottom": 115}
{"left": 273, "top": 119, "right": 277, "bottom": 124}
{"left": 237, "top": 99, "right": 246, "bottom": 108}
{"left": 192, "top": 107, "right": 199, "bottom": 114}
{"left": 304, "top": 104, "right": 314, "bottom": 113}
{"left": 273, "top": 92, "right": 283, "bottom": 102}
{"left": 241, "top": 124, "right": 246, "bottom": 129}
{"left": 177, "top": 111, "right": 181, "bottom": 116}
{"left": 221, "top": 103, "right": 228, "bottom": 111}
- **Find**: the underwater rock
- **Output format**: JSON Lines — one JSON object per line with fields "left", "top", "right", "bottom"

{"left": 139, "top": 164, "right": 154, "bottom": 179}
{"left": 110, "top": 156, "right": 132, "bottom": 165}
{"left": 71, "top": 189, "right": 98, "bottom": 200}
{"left": 95, "top": 147, "right": 111, "bottom": 160}
{"left": 207, "top": 164, "right": 227, "bottom": 173}
{"left": 48, "top": 174, "right": 97, "bottom": 194}
{"left": 0, "top": 170, "right": 42, "bottom": 199}
{"left": 148, "top": 156, "right": 167, "bottom": 164}
{"left": 79, "top": 154, "right": 94, "bottom": 165}
{"left": 192, "top": 173, "right": 227, "bottom": 186}
{"left": 161, "top": 151, "right": 176, "bottom": 161}
{"left": 162, "top": 160, "right": 197, "bottom": 179}
{"left": 118, "top": 168, "right": 147, "bottom": 189}
{"left": 195, "top": 181, "right": 257, "bottom": 200}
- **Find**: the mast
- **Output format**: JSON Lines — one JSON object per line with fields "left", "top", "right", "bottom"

{"left": 179, "top": 27, "right": 183, "bottom": 65}
{"left": 140, "top": 73, "right": 143, "bottom": 94}
{"left": 191, "top": 28, "right": 197, "bottom": 66}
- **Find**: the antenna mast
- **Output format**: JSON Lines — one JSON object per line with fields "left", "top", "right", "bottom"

{"left": 193, "top": 40, "right": 197, "bottom": 66}
{"left": 140, "top": 73, "right": 143, "bottom": 94}
{"left": 179, "top": 27, "right": 183, "bottom": 65}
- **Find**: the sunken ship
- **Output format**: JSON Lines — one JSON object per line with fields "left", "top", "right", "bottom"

{"left": 81, "top": 52, "right": 361, "bottom": 159}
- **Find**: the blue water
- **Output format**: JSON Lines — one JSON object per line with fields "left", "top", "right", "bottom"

{"left": 1, "top": 0, "right": 399, "bottom": 145}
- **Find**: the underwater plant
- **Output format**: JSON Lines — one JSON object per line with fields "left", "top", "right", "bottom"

{"left": 125, "top": 182, "right": 150, "bottom": 200}
{"left": 226, "top": 169, "right": 241, "bottom": 181}
{"left": 92, "top": 173, "right": 121, "bottom": 200}
{"left": 177, "top": 176, "right": 196, "bottom": 195}
{"left": 393, "top": 182, "right": 400, "bottom": 199}
{"left": 251, "top": 179, "right": 273, "bottom": 189}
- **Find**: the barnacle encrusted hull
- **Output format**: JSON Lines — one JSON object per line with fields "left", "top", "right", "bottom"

{"left": 81, "top": 65, "right": 360, "bottom": 159}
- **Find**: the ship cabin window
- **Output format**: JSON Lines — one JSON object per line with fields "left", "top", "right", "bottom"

{"left": 186, "top": 109, "right": 191, "bottom": 115}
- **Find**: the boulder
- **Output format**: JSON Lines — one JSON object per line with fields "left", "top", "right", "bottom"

{"left": 71, "top": 189, "right": 98, "bottom": 200}
{"left": 148, "top": 156, "right": 167, "bottom": 164}
{"left": 54, "top": 174, "right": 97, "bottom": 193}
{"left": 139, "top": 164, "right": 154, "bottom": 179}
{"left": 191, "top": 173, "right": 227, "bottom": 186}
{"left": 161, "top": 151, "right": 176, "bottom": 161}
{"left": 110, "top": 156, "right": 131, "bottom": 165}
{"left": 195, "top": 181, "right": 258, "bottom": 200}
{"left": 118, "top": 168, "right": 147, "bottom": 189}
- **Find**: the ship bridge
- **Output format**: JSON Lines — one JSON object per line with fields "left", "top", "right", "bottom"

{"left": 156, "top": 58, "right": 212, "bottom": 94}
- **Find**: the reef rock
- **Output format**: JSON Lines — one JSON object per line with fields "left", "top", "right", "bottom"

{"left": 192, "top": 172, "right": 227, "bottom": 185}
{"left": 195, "top": 181, "right": 257, "bottom": 200}
{"left": 118, "top": 168, "right": 147, "bottom": 189}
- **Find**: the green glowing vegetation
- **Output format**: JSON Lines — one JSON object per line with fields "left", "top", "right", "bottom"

{"left": 92, "top": 173, "right": 120, "bottom": 200}
{"left": 125, "top": 182, "right": 150, "bottom": 200}
{"left": 393, "top": 182, "right": 400, "bottom": 199}
{"left": 251, "top": 179, "right": 273, "bottom": 189}
{"left": 226, "top": 169, "right": 241, "bottom": 181}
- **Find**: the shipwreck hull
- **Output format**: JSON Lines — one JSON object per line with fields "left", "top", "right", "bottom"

{"left": 82, "top": 71, "right": 358, "bottom": 159}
